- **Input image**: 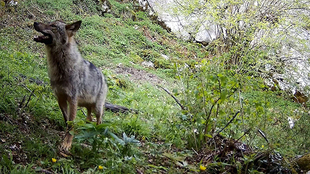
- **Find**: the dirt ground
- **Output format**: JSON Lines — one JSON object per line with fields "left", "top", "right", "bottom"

{"left": 113, "top": 64, "right": 166, "bottom": 86}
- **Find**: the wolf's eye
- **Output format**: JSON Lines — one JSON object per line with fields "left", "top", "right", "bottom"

{"left": 50, "top": 25, "right": 57, "bottom": 28}
{"left": 51, "top": 25, "right": 58, "bottom": 32}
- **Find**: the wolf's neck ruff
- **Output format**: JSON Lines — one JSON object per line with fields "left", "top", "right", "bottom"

{"left": 46, "top": 45, "right": 80, "bottom": 88}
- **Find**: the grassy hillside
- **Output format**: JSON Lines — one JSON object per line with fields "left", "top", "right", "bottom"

{"left": 0, "top": 0, "right": 309, "bottom": 173}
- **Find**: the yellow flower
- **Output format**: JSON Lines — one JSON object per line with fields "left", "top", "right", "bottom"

{"left": 98, "top": 165, "right": 103, "bottom": 170}
{"left": 52, "top": 158, "right": 57, "bottom": 163}
{"left": 200, "top": 165, "right": 206, "bottom": 171}
{"left": 262, "top": 145, "right": 264, "bottom": 148}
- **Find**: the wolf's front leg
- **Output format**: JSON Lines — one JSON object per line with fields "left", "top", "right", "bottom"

{"left": 57, "top": 96, "right": 68, "bottom": 123}
{"left": 61, "top": 130, "right": 74, "bottom": 153}
{"left": 60, "top": 98, "right": 78, "bottom": 153}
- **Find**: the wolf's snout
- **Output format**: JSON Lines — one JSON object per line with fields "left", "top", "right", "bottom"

{"left": 33, "top": 22, "right": 53, "bottom": 44}
{"left": 34, "top": 22, "right": 39, "bottom": 31}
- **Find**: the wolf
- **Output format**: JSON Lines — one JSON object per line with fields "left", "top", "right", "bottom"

{"left": 33, "top": 20, "right": 108, "bottom": 152}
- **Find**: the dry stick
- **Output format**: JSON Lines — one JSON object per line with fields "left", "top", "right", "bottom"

{"left": 105, "top": 102, "right": 139, "bottom": 114}
{"left": 18, "top": 89, "right": 36, "bottom": 115}
{"left": 206, "top": 80, "right": 238, "bottom": 122}
{"left": 204, "top": 97, "right": 220, "bottom": 141}
{"left": 80, "top": 102, "right": 139, "bottom": 115}
{"left": 35, "top": 169, "right": 53, "bottom": 174}
{"left": 211, "top": 103, "right": 220, "bottom": 134}
{"left": 156, "top": 85, "right": 186, "bottom": 110}
{"left": 20, "top": 84, "right": 32, "bottom": 93}
{"left": 258, "top": 129, "right": 269, "bottom": 144}
{"left": 19, "top": 95, "right": 26, "bottom": 109}
{"left": 206, "top": 97, "right": 221, "bottom": 121}
{"left": 80, "top": 109, "right": 87, "bottom": 117}
{"left": 24, "top": 89, "right": 35, "bottom": 109}
{"left": 235, "top": 128, "right": 251, "bottom": 143}
{"left": 206, "top": 88, "right": 238, "bottom": 122}
{"left": 214, "top": 111, "right": 240, "bottom": 138}
{"left": 145, "top": 0, "right": 155, "bottom": 13}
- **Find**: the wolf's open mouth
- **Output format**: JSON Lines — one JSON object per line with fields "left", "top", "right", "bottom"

{"left": 34, "top": 32, "right": 52, "bottom": 44}
{"left": 33, "top": 22, "right": 53, "bottom": 44}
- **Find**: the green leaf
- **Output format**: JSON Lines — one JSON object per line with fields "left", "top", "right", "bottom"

{"left": 109, "top": 132, "right": 125, "bottom": 146}
{"left": 205, "top": 134, "right": 213, "bottom": 138}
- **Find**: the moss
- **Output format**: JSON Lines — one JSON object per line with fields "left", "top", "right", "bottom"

{"left": 297, "top": 153, "right": 310, "bottom": 171}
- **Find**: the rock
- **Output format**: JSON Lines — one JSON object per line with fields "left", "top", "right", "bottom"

{"left": 292, "top": 90, "right": 308, "bottom": 106}
{"left": 297, "top": 154, "right": 310, "bottom": 171}
{"left": 141, "top": 61, "right": 154, "bottom": 68}
{"left": 161, "top": 54, "right": 169, "bottom": 60}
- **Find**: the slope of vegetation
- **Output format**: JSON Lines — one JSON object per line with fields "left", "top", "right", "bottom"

{"left": 0, "top": 0, "right": 309, "bottom": 173}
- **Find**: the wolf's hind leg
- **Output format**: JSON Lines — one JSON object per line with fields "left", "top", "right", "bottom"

{"left": 95, "top": 104, "right": 104, "bottom": 125}
{"left": 86, "top": 106, "right": 92, "bottom": 122}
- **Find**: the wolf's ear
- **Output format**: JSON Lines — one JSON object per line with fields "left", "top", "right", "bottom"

{"left": 66, "top": 21, "right": 82, "bottom": 36}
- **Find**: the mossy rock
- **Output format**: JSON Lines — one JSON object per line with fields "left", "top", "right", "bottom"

{"left": 154, "top": 58, "right": 172, "bottom": 69}
{"left": 129, "top": 52, "right": 144, "bottom": 63}
{"left": 114, "top": 77, "right": 129, "bottom": 89}
{"left": 296, "top": 153, "right": 310, "bottom": 171}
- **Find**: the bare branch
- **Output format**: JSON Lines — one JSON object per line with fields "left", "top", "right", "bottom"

{"left": 157, "top": 85, "right": 186, "bottom": 110}
{"left": 24, "top": 89, "right": 35, "bottom": 109}
{"left": 214, "top": 111, "right": 240, "bottom": 137}
{"left": 258, "top": 129, "right": 269, "bottom": 144}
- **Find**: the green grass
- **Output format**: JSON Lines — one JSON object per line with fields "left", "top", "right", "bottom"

{"left": 0, "top": 0, "right": 309, "bottom": 173}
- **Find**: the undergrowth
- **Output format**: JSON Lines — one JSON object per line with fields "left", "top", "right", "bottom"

{"left": 0, "top": 0, "right": 309, "bottom": 173}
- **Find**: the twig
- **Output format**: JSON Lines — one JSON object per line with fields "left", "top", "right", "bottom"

{"left": 214, "top": 111, "right": 240, "bottom": 137}
{"left": 26, "top": 9, "right": 36, "bottom": 18}
{"left": 19, "top": 95, "right": 26, "bottom": 109}
{"left": 145, "top": 0, "right": 155, "bottom": 13}
{"left": 35, "top": 169, "right": 54, "bottom": 174}
{"left": 32, "top": 5, "right": 44, "bottom": 14}
{"left": 24, "top": 89, "right": 35, "bottom": 109}
{"left": 80, "top": 108, "right": 87, "bottom": 117}
{"left": 206, "top": 97, "right": 221, "bottom": 121}
{"left": 191, "top": 147, "right": 199, "bottom": 156}
{"left": 156, "top": 85, "right": 186, "bottom": 110}
{"left": 20, "top": 84, "right": 32, "bottom": 93}
{"left": 20, "top": 84, "right": 37, "bottom": 97}
{"left": 105, "top": 102, "right": 139, "bottom": 114}
{"left": 235, "top": 128, "right": 251, "bottom": 143}
{"left": 258, "top": 129, "right": 269, "bottom": 144}
{"left": 206, "top": 86, "right": 238, "bottom": 121}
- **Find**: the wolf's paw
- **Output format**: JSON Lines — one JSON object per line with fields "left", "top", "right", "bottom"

{"left": 60, "top": 142, "right": 71, "bottom": 151}
{"left": 59, "top": 134, "right": 73, "bottom": 157}
{"left": 85, "top": 118, "right": 92, "bottom": 123}
{"left": 59, "top": 150, "right": 71, "bottom": 157}
{"left": 59, "top": 143, "right": 72, "bottom": 157}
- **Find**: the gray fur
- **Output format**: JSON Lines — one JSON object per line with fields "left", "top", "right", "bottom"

{"left": 34, "top": 20, "right": 108, "bottom": 152}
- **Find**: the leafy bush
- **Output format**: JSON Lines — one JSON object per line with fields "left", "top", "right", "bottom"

{"left": 1, "top": 0, "right": 309, "bottom": 172}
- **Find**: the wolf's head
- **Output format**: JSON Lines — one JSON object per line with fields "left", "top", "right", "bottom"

{"left": 34, "top": 20, "right": 81, "bottom": 46}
